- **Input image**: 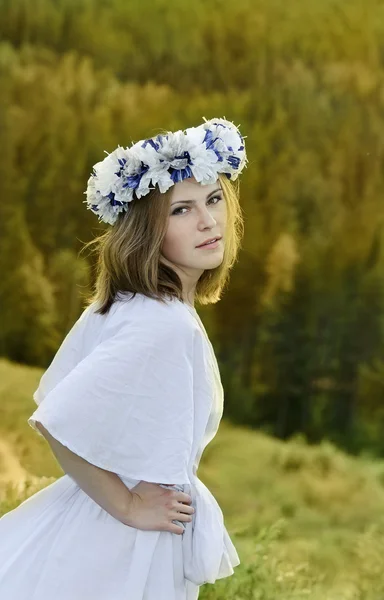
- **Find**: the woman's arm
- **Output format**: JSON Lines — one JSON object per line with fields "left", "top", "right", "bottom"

{"left": 35, "top": 421, "right": 133, "bottom": 525}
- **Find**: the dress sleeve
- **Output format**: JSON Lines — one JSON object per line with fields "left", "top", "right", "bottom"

{"left": 32, "top": 305, "right": 94, "bottom": 406}
{"left": 28, "top": 315, "right": 195, "bottom": 485}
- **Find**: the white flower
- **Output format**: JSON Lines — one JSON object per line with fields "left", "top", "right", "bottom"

{"left": 84, "top": 116, "right": 248, "bottom": 225}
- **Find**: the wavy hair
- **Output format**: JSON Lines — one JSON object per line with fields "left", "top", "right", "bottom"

{"left": 79, "top": 173, "right": 244, "bottom": 315}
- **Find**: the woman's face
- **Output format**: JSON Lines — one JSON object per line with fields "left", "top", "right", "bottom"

{"left": 161, "top": 177, "right": 227, "bottom": 280}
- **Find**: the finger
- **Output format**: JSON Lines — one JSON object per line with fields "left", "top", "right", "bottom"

{"left": 169, "top": 523, "right": 185, "bottom": 535}
{"left": 176, "top": 502, "right": 195, "bottom": 515}
{"left": 170, "top": 511, "right": 193, "bottom": 522}
{"left": 177, "top": 492, "right": 193, "bottom": 504}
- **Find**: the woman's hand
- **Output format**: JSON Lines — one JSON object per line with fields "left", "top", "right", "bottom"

{"left": 123, "top": 480, "right": 195, "bottom": 534}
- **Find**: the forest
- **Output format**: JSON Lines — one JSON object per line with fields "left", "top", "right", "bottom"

{"left": 1, "top": 0, "right": 384, "bottom": 458}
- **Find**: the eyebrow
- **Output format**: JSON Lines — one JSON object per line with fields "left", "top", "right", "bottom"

{"left": 171, "top": 187, "right": 222, "bottom": 206}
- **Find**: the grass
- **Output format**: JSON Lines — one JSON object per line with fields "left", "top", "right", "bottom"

{"left": 1, "top": 356, "right": 384, "bottom": 598}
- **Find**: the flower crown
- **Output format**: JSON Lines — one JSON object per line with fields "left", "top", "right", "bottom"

{"left": 83, "top": 116, "right": 248, "bottom": 225}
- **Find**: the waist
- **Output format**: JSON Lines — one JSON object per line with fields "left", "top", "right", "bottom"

{"left": 118, "top": 473, "right": 240, "bottom": 586}
{"left": 180, "top": 475, "right": 240, "bottom": 586}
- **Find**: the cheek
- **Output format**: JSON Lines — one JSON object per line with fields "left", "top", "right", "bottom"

{"left": 162, "top": 225, "right": 186, "bottom": 258}
{"left": 219, "top": 202, "right": 227, "bottom": 221}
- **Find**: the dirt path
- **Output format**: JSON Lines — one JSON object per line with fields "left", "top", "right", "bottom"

{"left": 0, "top": 437, "right": 40, "bottom": 494}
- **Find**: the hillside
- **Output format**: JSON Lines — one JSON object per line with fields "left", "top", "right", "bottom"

{"left": 1, "top": 357, "right": 384, "bottom": 598}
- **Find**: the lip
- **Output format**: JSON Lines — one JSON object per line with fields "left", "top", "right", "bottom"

{"left": 196, "top": 236, "right": 222, "bottom": 248}
{"left": 197, "top": 240, "right": 220, "bottom": 249}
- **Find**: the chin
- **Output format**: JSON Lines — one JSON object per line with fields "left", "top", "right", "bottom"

{"left": 199, "top": 257, "right": 224, "bottom": 268}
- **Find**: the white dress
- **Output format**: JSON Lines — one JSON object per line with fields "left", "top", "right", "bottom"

{"left": 0, "top": 292, "right": 240, "bottom": 600}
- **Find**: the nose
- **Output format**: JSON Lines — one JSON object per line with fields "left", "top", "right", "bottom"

{"left": 197, "top": 206, "right": 217, "bottom": 227}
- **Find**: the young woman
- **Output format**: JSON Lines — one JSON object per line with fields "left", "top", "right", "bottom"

{"left": 0, "top": 117, "right": 247, "bottom": 600}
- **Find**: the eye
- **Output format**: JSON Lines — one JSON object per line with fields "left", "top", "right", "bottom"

{"left": 208, "top": 194, "right": 223, "bottom": 206}
{"left": 171, "top": 195, "right": 223, "bottom": 216}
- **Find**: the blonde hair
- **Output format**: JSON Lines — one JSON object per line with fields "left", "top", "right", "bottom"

{"left": 79, "top": 173, "right": 244, "bottom": 315}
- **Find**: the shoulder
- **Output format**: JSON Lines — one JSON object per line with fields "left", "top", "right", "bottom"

{"left": 92, "top": 293, "right": 199, "bottom": 353}
{"left": 112, "top": 293, "right": 196, "bottom": 332}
